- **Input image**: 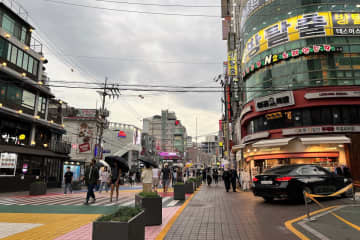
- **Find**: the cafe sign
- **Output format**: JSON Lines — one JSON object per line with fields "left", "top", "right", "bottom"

{"left": 283, "top": 125, "right": 360, "bottom": 136}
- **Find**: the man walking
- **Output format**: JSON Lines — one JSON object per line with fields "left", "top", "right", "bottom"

{"left": 64, "top": 166, "right": 73, "bottom": 194}
{"left": 162, "top": 164, "right": 171, "bottom": 193}
{"left": 84, "top": 159, "right": 99, "bottom": 205}
{"left": 152, "top": 165, "right": 160, "bottom": 193}
{"left": 230, "top": 169, "right": 239, "bottom": 192}
{"left": 222, "top": 168, "right": 231, "bottom": 192}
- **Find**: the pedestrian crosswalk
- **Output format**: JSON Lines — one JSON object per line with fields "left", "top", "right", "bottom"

{"left": 0, "top": 194, "right": 182, "bottom": 208}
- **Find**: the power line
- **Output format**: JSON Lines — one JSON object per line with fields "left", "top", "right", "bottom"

{"left": 42, "top": 0, "right": 221, "bottom": 18}
{"left": 95, "top": 0, "right": 221, "bottom": 8}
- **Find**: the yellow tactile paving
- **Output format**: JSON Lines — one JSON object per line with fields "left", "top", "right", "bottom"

{"left": 0, "top": 213, "right": 100, "bottom": 240}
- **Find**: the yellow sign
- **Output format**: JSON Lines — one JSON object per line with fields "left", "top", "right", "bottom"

{"left": 242, "top": 12, "right": 336, "bottom": 64}
{"left": 219, "top": 141, "right": 223, "bottom": 147}
{"left": 227, "top": 51, "right": 238, "bottom": 76}
{"left": 19, "top": 134, "right": 26, "bottom": 140}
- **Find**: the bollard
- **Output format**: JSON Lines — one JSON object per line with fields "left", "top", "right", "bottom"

{"left": 353, "top": 184, "right": 356, "bottom": 202}
{"left": 304, "top": 191, "right": 311, "bottom": 221}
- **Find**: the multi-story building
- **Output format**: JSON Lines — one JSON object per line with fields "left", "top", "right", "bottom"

{"left": 0, "top": 0, "right": 70, "bottom": 192}
{"left": 143, "top": 110, "right": 187, "bottom": 166}
{"left": 223, "top": 0, "right": 360, "bottom": 184}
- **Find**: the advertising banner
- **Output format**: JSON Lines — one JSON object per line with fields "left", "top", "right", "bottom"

{"left": 227, "top": 51, "right": 238, "bottom": 76}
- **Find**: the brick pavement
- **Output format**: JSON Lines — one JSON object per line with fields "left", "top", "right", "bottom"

{"left": 164, "top": 184, "right": 327, "bottom": 240}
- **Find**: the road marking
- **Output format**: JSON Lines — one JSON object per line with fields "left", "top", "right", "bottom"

{"left": 167, "top": 200, "right": 179, "bottom": 207}
{"left": 298, "top": 221, "right": 330, "bottom": 240}
{"left": 162, "top": 197, "right": 171, "bottom": 204}
{"left": 122, "top": 200, "right": 135, "bottom": 206}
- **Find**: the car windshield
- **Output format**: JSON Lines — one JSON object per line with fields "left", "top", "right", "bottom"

{"left": 263, "top": 165, "right": 296, "bottom": 175}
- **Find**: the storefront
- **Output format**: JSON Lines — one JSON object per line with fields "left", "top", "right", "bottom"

{"left": 243, "top": 135, "right": 350, "bottom": 177}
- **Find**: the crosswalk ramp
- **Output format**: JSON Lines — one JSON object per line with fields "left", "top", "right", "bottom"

{"left": 0, "top": 195, "right": 182, "bottom": 208}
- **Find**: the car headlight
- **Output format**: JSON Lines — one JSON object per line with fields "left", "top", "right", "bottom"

{"left": 344, "top": 178, "right": 349, "bottom": 183}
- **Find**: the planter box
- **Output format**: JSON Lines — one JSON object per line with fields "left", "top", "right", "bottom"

{"left": 174, "top": 185, "right": 186, "bottom": 200}
{"left": 93, "top": 210, "right": 145, "bottom": 240}
{"left": 135, "top": 194, "right": 162, "bottom": 226}
{"left": 72, "top": 181, "right": 82, "bottom": 191}
{"left": 185, "top": 182, "right": 194, "bottom": 194}
{"left": 29, "top": 182, "right": 47, "bottom": 196}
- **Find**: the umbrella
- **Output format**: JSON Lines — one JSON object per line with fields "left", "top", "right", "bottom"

{"left": 105, "top": 156, "right": 129, "bottom": 172}
{"left": 138, "top": 156, "right": 158, "bottom": 168}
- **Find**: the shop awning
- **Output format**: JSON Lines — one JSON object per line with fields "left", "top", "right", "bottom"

{"left": 0, "top": 144, "right": 69, "bottom": 159}
{"left": 300, "top": 135, "right": 351, "bottom": 145}
{"left": 252, "top": 138, "right": 294, "bottom": 148}
{"left": 231, "top": 144, "right": 245, "bottom": 153}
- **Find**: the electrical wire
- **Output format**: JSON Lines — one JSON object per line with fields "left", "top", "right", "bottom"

{"left": 94, "top": 0, "right": 221, "bottom": 8}
{"left": 41, "top": 0, "right": 221, "bottom": 18}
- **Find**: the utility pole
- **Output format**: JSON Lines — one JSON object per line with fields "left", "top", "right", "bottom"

{"left": 196, "top": 117, "right": 198, "bottom": 166}
{"left": 97, "top": 77, "right": 108, "bottom": 160}
{"left": 224, "top": 76, "right": 231, "bottom": 168}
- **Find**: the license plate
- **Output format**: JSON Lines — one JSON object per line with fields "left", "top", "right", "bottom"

{"left": 261, "top": 181, "right": 273, "bottom": 185}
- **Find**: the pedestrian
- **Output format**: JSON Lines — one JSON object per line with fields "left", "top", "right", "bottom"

{"left": 207, "top": 168, "right": 212, "bottom": 186}
{"left": 202, "top": 168, "right": 207, "bottom": 183}
{"left": 222, "top": 168, "right": 231, "bottom": 192}
{"left": 152, "top": 166, "right": 160, "bottom": 193}
{"left": 99, "top": 166, "right": 110, "bottom": 193}
{"left": 142, "top": 163, "right": 153, "bottom": 193}
{"left": 131, "top": 172, "right": 136, "bottom": 186}
{"left": 177, "top": 168, "right": 183, "bottom": 183}
{"left": 84, "top": 159, "right": 99, "bottom": 204}
{"left": 129, "top": 172, "right": 134, "bottom": 187}
{"left": 64, "top": 166, "right": 73, "bottom": 194}
{"left": 230, "top": 169, "right": 239, "bottom": 192}
{"left": 110, "top": 161, "right": 122, "bottom": 202}
{"left": 136, "top": 171, "right": 141, "bottom": 183}
{"left": 162, "top": 164, "right": 171, "bottom": 193}
{"left": 335, "top": 165, "right": 343, "bottom": 176}
{"left": 172, "top": 168, "right": 177, "bottom": 186}
{"left": 213, "top": 169, "right": 219, "bottom": 184}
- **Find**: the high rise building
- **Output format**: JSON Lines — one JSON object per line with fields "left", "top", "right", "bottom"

{"left": 0, "top": 0, "right": 70, "bottom": 192}
{"left": 143, "top": 110, "right": 187, "bottom": 165}
{"left": 223, "top": 0, "right": 360, "bottom": 183}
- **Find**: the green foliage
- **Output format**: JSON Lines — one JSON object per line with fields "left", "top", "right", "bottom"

{"left": 96, "top": 207, "right": 142, "bottom": 222}
{"left": 138, "top": 191, "right": 160, "bottom": 198}
{"left": 175, "top": 182, "right": 184, "bottom": 186}
{"left": 186, "top": 178, "right": 196, "bottom": 184}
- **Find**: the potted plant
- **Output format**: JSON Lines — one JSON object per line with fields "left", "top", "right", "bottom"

{"left": 185, "top": 179, "right": 195, "bottom": 194}
{"left": 29, "top": 181, "right": 47, "bottom": 196}
{"left": 174, "top": 182, "right": 186, "bottom": 200}
{"left": 72, "top": 180, "right": 82, "bottom": 191}
{"left": 135, "top": 191, "right": 162, "bottom": 226}
{"left": 93, "top": 207, "right": 145, "bottom": 240}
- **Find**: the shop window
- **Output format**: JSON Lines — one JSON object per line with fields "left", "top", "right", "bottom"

{"left": 10, "top": 45, "right": 17, "bottom": 64}
{"left": 22, "top": 53, "right": 28, "bottom": 70}
{"left": 16, "top": 50, "right": 23, "bottom": 67}
{"left": 21, "top": 90, "right": 35, "bottom": 110}
{"left": 28, "top": 57, "right": 33, "bottom": 74}
{"left": 2, "top": 14, "right": 14, "bottom": 34}
{"left": 6, "top": 85, "right": 22, "bottom": 105}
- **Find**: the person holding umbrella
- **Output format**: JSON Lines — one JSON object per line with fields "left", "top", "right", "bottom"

{"left": 110, "top": 161, "right": 122, "bottom": 202}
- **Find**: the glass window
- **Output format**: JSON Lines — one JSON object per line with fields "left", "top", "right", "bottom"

{"left": 10, "top": 45, "right": 17, "bottom": 64}
{"left": 16, "top": 50, "right": 23, "bottom": 67}
{"left": 6, "top": 85, "right": 22, "bottom": 105}
{"left": 2, "top": 14, "right": 14, "bottom": 34}
{"left": 299, "top": 166, "right": 321, "bottom": 175}
{"left": 0, "top": 38, "right": 7, "bottom": 58}
{"left": 22, "top": 53, "right": 28, "bottom": 70}
{"left": 33, "top": 60, "right": 38, "bottom": 76}
{"left": 21, "top": 27, "right": 26, "bottom": 44}
{"left": 0, "top": 84, "right": 6, "bottom": 100}
{"left": 21, "top": 90, "right": 35, "bottom": 110}
{"left": 28, "top": 57, "right": 33, "bottom": 74}
{"left": 6, "top": 44, "right": 11, "bottom": 61}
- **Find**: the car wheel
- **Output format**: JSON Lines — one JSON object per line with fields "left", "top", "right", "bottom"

{"left": 262, "top": 197, "right": 274, "bottom": 202}
{"left": 302, "top": 186, "right": 312, "bottom": 204}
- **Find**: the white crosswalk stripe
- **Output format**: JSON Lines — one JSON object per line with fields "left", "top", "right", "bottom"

{"left": 167, "top": 200, "right": 179, "bottom": 207}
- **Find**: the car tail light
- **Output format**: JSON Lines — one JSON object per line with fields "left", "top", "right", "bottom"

{"left": 275, "top": 176, "right": 293, "bottom": 182}
{"left": 252, "top": 177, "right": 259, "bottom": 182}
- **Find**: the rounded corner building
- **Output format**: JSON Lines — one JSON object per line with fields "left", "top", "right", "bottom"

{"left": 236, "top": 0, "right": 360, "bottom": 183}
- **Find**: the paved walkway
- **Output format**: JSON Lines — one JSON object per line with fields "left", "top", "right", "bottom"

{"left": 164, "top": 184, "right": 355, "bottom": 240}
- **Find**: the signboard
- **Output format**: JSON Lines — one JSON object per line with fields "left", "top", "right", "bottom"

{"left": 63, "top": 165, "right": 81, "bottom": 183}
{"left": 305, "top": 91, "right": 360, "bottom": 100}
{"left": 240, "top": 105, "right": 252, "bottom": 120}
{"left": 0, "top": 153, "right": 17, "bottom": 176}
{"left": 283, "top": 125, "right": 360, "bottom": 136}
{"left": 254, "top": 91, "right": 295, "bottom": 112}
{"left": 242, "top": 131, "right": 270, "bottom": 143}
{"left": 222, "top": 18, "right": 230, "bottom": 40}
{"left": 242, "top": 12, "right": 359, "bottom": 64}
{"left": 77, "top": 109, "right": 97, "bottom": 118}
{"left": 242, "top": 44, "right": 342, "bottom": 78}
{"left": 227, "top": 51, "right": 238, "bottom": 76}
{"left": 79, "top": 142, "right": 91, "bottom": 153}
{"left": 159, "top": 152, "right": 178, "bottom": 157}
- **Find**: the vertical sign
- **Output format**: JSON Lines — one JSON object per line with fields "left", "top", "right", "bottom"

{"left": 227, "top": 51, "right": 238, "bottom": 76}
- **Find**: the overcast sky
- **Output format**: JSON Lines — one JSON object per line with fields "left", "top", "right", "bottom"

{"left": 17, "top": 0, "right": 226, "bottom": 139}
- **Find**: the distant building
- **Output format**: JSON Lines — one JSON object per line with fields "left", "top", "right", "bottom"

{"left": 143, "top": 110, "right": 187, "bottom": 166}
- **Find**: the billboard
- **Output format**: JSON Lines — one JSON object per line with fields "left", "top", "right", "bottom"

{"left": 242, "top": 12, "right": 360, "bottom": 64}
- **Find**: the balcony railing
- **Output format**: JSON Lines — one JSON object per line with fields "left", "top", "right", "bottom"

{"left": 50, "top": 141, "right": 71, "bottom": 155}
{"left": 0, "top": 0, "right": 28, "bottom": 21}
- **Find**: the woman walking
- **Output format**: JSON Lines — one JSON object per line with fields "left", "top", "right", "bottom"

{"left": 99, "top": 166, "right": 110, "bottom": 193}
{"left": 110, "top": 161, "right": 122, "bottom": 202}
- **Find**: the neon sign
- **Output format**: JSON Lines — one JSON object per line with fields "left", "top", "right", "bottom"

{"left": 242, "top": 44, "right": 342, "bottom": 79}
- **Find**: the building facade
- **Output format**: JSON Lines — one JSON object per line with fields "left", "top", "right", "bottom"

{"left": 223, "top": 0, "right": 360, "bottom": 184}
{"left": 143, "top": 110, "right": 187, "bottom": 166}
{"left": 0, "top": 1, "right": 70, "bottom": 192}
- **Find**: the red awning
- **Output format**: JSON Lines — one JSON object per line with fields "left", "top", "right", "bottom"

{"left": 246, "top": 152, "right": 339, "bottom": 162}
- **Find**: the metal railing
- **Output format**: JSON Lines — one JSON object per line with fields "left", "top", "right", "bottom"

{"left": 0, "top": 0, "right": 28, "bottom": 21}
{"left": 50, "top": 140, "right": 71, "bottom": 154}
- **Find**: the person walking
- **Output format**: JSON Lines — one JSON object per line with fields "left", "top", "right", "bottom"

{"left": 172, "top": 168, "right": 177, "bottom": 186}
{"left": 213, "top": 169, "right": 219, "bottom": 185}
{"left": 84, "top": 159, "right": 99, "bottom": 204}
{"left": 142, "top": 163, "right": 153, "bottom": 193}
{"left": 64, "top": 166, "right": 73, "bottom": 194}
{"left": 110, "top": 161, "right": 122, "bottom": 202}
{"left": 207, "top": 168, "right": 212, "bottom": 186}
{"left": 99, "top": 166, "right": 110, "bottom": 193}
{"left": 162, "top": 164, "right": 171, "bottom": 193}
{"left": 222, "top": 168, "right": 231, "bottom": 192}
{"left": 230, "top": 169, "right": 239, "bottom": 192}
{"left": 152, "top": 166, "right": 160, "bottom": 193}
{"left": 129, "top": 172, "right": 134, "bottom": 187}
{"left": 202, "top": 168, "right": 207, "bottom": 183}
